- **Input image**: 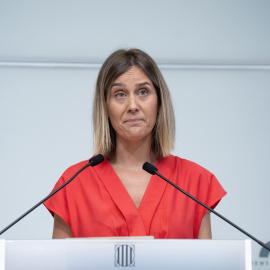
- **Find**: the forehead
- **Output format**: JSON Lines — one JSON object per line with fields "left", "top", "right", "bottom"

{"left": 112, "top": 66, "right": 152, "bottom": 84}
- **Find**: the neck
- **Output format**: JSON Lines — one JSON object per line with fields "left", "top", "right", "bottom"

{"left": 111, "top": 135, "right": 157, "bottom": 168}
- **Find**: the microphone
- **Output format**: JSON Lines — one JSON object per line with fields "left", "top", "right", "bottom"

{"left": 143, "top": 162, "right": 157, "bottom": 175}
{"left": 89, "top": 154, "right": 104, "bottom": 166}
{"left": 0, "top": 154, "right": 104, "bottom": 236}
{"left": 143, "top": 162, "right": 270, "bottom": 252}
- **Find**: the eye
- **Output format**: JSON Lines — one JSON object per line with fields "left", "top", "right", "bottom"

{"left": 115, "top": 91, "right": 126, "bottom": 98}
{"left": 138, "top": 89, "right": 148, "bottom": 96}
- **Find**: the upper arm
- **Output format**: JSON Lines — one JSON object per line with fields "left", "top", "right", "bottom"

{"left": 52, "top": 213, "right": 73, "bottom": 239}
{"left": 198, "top": 210, "right": 212, "bottom": 239}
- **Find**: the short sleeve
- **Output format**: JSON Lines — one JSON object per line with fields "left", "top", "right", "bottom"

{"left": 43, "top": 161, "right": 89, "bottom": 227}
{"left": 194, "top": 169, "right": 227, "bottom": 238}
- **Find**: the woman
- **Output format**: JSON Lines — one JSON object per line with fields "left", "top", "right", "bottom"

{"left": 44, "top": 49, "right": 226, "bottom": 239}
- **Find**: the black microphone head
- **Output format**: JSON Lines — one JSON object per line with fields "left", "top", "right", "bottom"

{"left": 143, "top": 162, "right": 158, "bottom": 175}
{"left": 89, "top": 154, "right": 104, "bottom": 166}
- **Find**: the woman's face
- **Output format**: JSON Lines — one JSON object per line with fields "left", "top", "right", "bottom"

{"left": 106, "top": 66, "right": 158, "bottom": 143}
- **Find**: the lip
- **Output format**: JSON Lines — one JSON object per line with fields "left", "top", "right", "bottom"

{"left": 124, "top": 119, "right": 142, "bottom": 123}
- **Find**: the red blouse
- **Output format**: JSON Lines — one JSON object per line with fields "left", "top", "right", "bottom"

{"left": 44, "top": 155, "right": 226, "bottom": 238}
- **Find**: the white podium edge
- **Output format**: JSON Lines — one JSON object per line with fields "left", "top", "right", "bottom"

{"left": 0, "top": 239, "right": 5, "bottom": 270}
{"left": 1, "top": 239, "right": 253, "bottom": 270}
{"left": 245, "top": 239, "right": 252, "bottom": 270}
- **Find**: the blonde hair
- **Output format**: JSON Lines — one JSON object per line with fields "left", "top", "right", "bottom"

{"left": 92, "top": 48, "right": 175, "bottom": 160}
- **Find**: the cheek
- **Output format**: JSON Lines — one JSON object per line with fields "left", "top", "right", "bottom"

{"left": 107, "top": 104, "right": 121, "bottom": 125}
{"left": 106, "top": 102, "right": 115, "bottom": 119}
{"left": 148, "top": 102, "right": 158, "bottom": 121}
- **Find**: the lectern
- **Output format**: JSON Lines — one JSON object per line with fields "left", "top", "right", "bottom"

{"left": 0, "top": 239, "right": 251, "bottom": 270}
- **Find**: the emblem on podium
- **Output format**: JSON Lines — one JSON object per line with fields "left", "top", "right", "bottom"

{"left": 115, "top": 244, "right": 135, "bottom": 267}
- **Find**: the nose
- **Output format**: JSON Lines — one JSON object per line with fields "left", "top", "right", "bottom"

{"left": 127, "top": 95, "right": 139, "bottom": 113}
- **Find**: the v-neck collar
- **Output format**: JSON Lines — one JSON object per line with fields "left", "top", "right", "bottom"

{"left": 138, "top": 156, "right": 173, "bottom": 234}
{"left": 93, "top": 156, "right": 173, "bottom": 236}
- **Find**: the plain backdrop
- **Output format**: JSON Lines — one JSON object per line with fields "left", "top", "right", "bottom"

{"left": 0, "top": 1, "right": 269, "bottom": 267}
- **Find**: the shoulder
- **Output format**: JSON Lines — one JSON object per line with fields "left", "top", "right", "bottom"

{"left": 158, "top": 155, "right": 219, "bottom": 188}
{"left": 60, "top": 156, "right": 110, "bottom": 181}
{"left": 162, "top": 155, "right": 226, "bottom": 197}
{"left": 159, "top": 156, "right": 226, "bottom": 212}
{"left": 60, "top": 160, "right": 90, "bottom": 179}
{"left": 161, "top": 154, "right": 214, "bottom": 176}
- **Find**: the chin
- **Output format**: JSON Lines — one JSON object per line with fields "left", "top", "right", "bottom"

{"left": 124, "top": 132, "right": 151, "bottom": 142}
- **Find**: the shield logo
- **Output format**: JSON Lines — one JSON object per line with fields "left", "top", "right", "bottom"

{"left": 115, "top": 244, "right": 135, "bottom": 267}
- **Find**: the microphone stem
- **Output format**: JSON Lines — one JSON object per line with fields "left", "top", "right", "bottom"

{"left": 156, "top": 171, "right": 270, "bottom": 252}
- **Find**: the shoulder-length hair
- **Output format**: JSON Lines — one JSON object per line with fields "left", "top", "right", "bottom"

{"left": 92, "top": 48, "right": 175, "bottom": 160}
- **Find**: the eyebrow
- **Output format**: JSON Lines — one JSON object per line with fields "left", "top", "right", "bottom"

{"left": 111, "top": 83, "right": 124, "bottom": 88}
{"left": 111, "top": 82, "right": 152, "bottom": 88}
{"left": 137, "top": 82, "right": 151, "bottom": 87}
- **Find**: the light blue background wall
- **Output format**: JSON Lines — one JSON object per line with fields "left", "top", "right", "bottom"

{"left": 0, "top": 1, "right": 269, "bottom": 268}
